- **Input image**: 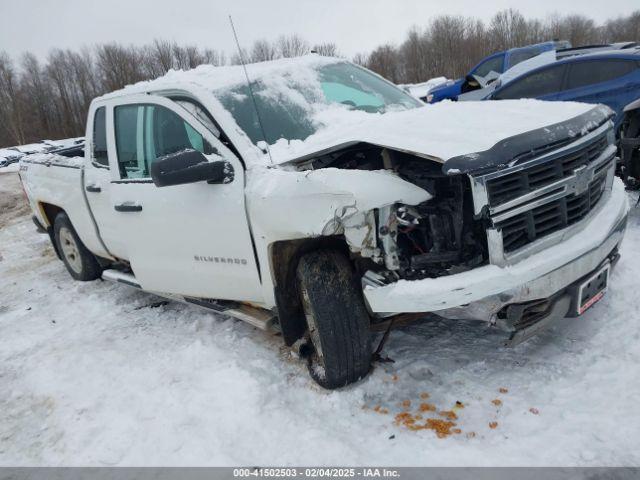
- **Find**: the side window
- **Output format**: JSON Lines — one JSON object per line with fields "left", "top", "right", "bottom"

{"left": 493, "top": 65, "right": 566, "bottom": 100}
{"left": 146, "top": 105, "right": 216, "bottom": 161}
{"left": 92, "top": 107, "right": 108, "bottom": 167}
{"left": 115, "top": 105, "right": 145, "bottom": 179}
{"left": 566, "top": 60, "right": 637, "bottom": 90}
{"left": 115, "top": 103, "right": 216, "bottom": 179}
{"left": 508, "top": 50, "right": 538, "bottom": 69}
{"left": 473, "top": 55, "right": 504, "bottom": 78}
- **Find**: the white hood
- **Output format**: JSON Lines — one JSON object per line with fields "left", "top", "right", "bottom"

{"left": 270, "top": 100, "right": 606, "bottom": 167}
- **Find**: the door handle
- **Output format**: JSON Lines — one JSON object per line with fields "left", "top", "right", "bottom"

{"left": 114, "top": 203, "right": 142, "bottom": 212}
{"left": 85, "top": 185, "right": 101, "bottom": 193}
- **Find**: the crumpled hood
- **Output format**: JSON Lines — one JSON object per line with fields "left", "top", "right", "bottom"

{"left": 272, "top": 100, "right": 613, "bottom": 173}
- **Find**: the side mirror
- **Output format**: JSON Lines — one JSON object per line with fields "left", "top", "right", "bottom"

{"left": 150, "top": 149, "right": 234, "bottom": 187}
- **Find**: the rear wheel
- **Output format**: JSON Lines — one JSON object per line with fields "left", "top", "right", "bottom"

{"left": 296, "top": 250, "right": 372, "bottom": 389}
{"left": 54, "top": 212, "right": 102, "bottom": 281}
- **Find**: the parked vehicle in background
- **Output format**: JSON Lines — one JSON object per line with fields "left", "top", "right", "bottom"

{"left": 458, "top": 42, "right": 640, "bottom": 103}
{"left": 556, "top": 42, "right": 638, "bottom": 59}
{"left": 0, "top": 148, "right": 24, "bottom": 168}
{"left": 484, "top": 48, "right": 640, "bottom": 184}
{"left": 19, "top": 56, "right": 628, "bottom": 389}
{"left": 423, "top": 40, "right": 570, "bottom": 103}
{"left": 487, "top": 48, "right": 640, "bottom": 130}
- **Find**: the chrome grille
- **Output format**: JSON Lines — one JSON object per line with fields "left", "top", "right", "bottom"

{"left": 486, "top": 134, "right": 608, "bottom": 206}
{"left": 496, "top": 175, "right": 607, "bottom": 253}
{"left": 470, "top": 122, "right": 616, "bottom": 266}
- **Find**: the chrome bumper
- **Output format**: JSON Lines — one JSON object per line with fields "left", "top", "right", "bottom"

{"left": 363, "top": 178, "right": 629, "bottom": 317}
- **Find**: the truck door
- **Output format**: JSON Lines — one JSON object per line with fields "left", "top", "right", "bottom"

{"left": 84, "top": 105, "right": 129, "bottom": 259}
{"left": 106, "top": 95, "right": 263, "bottom": 303}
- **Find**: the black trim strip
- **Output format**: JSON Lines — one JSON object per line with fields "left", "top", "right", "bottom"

{"left": 111, "top": 179, "right": 154, "bottom": 184}
{"left": 443, "top": 105, "right": 614, "bottom": 175}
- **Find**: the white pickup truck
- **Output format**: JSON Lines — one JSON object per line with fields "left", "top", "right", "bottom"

{"left": 19, "top": 55, "right": 629, "bottom": 388}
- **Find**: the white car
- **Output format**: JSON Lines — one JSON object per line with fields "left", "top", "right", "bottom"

{"left": 19, "top": 55, "right": 628, "bottom": 388}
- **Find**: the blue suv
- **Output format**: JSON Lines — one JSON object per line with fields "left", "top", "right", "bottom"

{"left": 487, "top": 48, "right": 640, "bottom": 133}
{"left": 424, "top": 41, "right": 570, "bottom": 103}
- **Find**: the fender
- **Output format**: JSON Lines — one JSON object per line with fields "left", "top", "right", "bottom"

{"left": 624, "top": 97, "right": 640, "bottom": 114}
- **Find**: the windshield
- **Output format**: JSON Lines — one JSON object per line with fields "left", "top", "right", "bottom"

{"left": 214, "top": 62, "right": 422, "bottom": 146}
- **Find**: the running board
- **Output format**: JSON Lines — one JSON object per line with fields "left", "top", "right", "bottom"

{"left": 101, "top": 269, "right": 141, "bottom": 288}
{"left": 101, "top": 269, "right": 275, "bottom": 331}
{"left": 184, "top": 297, "right": 276, "bottom": 331}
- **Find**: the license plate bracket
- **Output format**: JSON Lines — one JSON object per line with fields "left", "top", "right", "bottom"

{"left": 576, "top": 263, "right": 610, "bottom": 315}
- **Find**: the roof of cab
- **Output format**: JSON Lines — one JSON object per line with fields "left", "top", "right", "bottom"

{"left": 95, "top": 54, "right": 342, "bottom": 102}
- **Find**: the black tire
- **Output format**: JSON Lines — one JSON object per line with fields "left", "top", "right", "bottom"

{"left": 53, "top": 212, "right": 102, "bottom": 281}
{"left": 296, "top": 250, "right": 372, "bottom": 389}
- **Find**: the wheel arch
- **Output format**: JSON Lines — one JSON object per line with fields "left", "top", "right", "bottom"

{"left": 38, "top": 202, "right": 66, "bottom": 259}
{"left": 269, "top": 236, "right": 351, "bottom": 346}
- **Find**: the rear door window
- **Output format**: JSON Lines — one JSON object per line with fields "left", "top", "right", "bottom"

{"left": 493, "top": 64, "right": 567, "bottom": 99}
{"left": 566, "top": 59, "right": 637, "bottom": 90}
{"left": 92, "top": 107, "right": 108, "bottom": 167}
{"left": 114, "top": 105, "right": 144, "bottom": 179}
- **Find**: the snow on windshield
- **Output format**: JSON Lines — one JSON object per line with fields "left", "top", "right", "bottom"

{"left": 213, "top": 61, "right": 422, "bottom": 146}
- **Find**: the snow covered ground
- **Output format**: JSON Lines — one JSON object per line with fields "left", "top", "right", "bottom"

{"left": 1, "top": 169, "right": 639, "bottom": 466}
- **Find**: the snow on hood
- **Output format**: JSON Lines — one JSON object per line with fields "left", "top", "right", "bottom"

{"left": 269, "top": 100, "right": 607, "bottom": 166}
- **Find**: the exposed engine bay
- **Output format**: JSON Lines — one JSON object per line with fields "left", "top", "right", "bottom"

{"left": 304, "top": 144, "right": 489, "bottom": 281}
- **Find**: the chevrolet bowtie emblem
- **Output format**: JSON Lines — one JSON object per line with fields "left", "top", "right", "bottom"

{"left": 572, "top": 165, "right": 593, "bottom": 196}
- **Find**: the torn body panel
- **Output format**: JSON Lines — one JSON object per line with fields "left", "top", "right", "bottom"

{"left": 246, "top": 166, "right": 431, "bottom": 307}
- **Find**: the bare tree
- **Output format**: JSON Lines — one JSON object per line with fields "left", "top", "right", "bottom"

{"left": 312, "top": 43, "right": 339, "bottom": 57}
{"left": 0, "top": 52, "right": 26, "bottom": 145}
{"left": 352, "top": 52, "right": 369, "bottom": 66}
{"left": 367, "top": 44, "right": 402, "bottom": 83}
{"left": 276, "top": 34, "right": 310, "bottom": 58}
{"left": 2, "top": 9, "right": 640, "bottom": 148}
{"left": 251, "top": 39, "right": 279, "bottom": 62}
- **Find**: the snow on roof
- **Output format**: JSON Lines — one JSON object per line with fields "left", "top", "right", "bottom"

{"left": 98, "top": 54, "right": 340, "bottom": 100}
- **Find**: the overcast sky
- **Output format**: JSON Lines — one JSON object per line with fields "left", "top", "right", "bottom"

{"left": 1, "top": 0, "right": 637, "bottom": 61}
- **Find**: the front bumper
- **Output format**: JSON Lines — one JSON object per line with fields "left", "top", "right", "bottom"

{"left": 363, "top": 178, "right": 629, "bottom": 317}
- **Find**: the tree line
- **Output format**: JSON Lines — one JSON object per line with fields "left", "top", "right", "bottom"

{"left": 1, "top": 9, "right": 639, "bottom": 148}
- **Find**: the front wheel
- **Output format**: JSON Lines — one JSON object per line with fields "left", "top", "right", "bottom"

{"left": 54, "top": 212, "right": 102, "bottom": 281}
{"left": 296, "top": 250, "right": 372, "bottom": 389}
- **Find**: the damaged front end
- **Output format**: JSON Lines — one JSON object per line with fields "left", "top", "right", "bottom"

{"left": 299, "top": 145, "right": 489, "bottom": 283}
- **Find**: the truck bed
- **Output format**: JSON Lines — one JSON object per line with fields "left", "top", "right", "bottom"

{"left": 18, "top": 145, "right": 109, "bottom": 259}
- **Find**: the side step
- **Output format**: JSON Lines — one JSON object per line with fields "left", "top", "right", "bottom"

{"left": 101, "top": 269, "right": 275, "bottom": 331}
{"left": 185, "top": 297, "right": 276, "bottom": 331}
{"left": 102, "top": 269, "right": 141, "bottom": 288}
